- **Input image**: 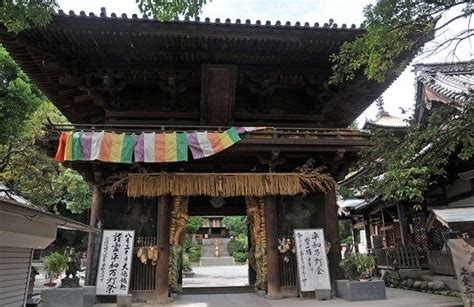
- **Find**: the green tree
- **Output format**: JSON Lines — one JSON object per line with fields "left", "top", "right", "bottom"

{"left": 0, "top": 0, "right": 208, "bottom": 33}
{"left": 223, "top": 216, "right": 247, "bottom": 237}
{"left": 347, "top": 103, "right": 473, "bottom": 202}
{"left": 0, "top": 46, "right": 43, "bottom": 142}
{"left": 330, "top": 0, "right": 473, "bottom": 85}
{"left": 186, "top": 216, "right": 203, "bottom": 234}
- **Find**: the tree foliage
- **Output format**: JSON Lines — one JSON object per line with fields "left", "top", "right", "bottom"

{"left": 346, "top": 102, "right": 473, "bottom": 202}
{"left": 0, "top": 46, "right": 91, "bottom": 214}
{"left": 0, "top": 0, "right": 57, "bottom": 33}
{"left": 224, "top": 216, "right": 247, "bottom": 237}
{"left": 0, "top": 0, "right": 207, "bottom": 33}
{"left": 0, "top": 46, "right": 43, "bottom": 142}
{"left": 330, "top": 0, "right": 473, "bottom": 84}
{"left": 137, "top": 0, "right": 208, "bottom": 21}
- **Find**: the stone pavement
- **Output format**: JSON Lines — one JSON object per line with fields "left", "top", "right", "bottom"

{"left": 182, "top": 265, "right": 248, "bottom": 288}
{"left": 94, "top": 288, "right": 462, "bottom": 306}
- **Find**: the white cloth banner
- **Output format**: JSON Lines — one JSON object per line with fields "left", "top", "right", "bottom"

{"left": 96, "top": 230, "right": 135, "bottom": 295}
{"left": 294, "top": 229, "right": 331, "bottom": 292}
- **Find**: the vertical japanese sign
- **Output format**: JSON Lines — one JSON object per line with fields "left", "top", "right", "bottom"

{"left": 294, "top": 229, "right": 331, "bottom": 292}
{"left": 96, "top": 230, "right": 135, "bottom": 295}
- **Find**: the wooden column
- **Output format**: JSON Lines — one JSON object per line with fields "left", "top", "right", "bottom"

{"left": 396, "top": 202, "right": 409, "bottom": 246}
{"left": 264, "top": 196, "right": 281, "bottom": 299}
{"left": 324, "top": 188, "right": 342, "bottom": 287}
{"left": 350, "top": 220, "right": 359, "bottom": 253}
{"left": 364, "top": 216, "right": 372, "bottom": 249}
{"left": 155, "top": 196, "right": 171, "bottom": 302}
{"left": 85, "top": 185, "right": 102, "bottom": 285}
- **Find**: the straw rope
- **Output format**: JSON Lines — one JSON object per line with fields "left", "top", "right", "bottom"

{"left": 126, "top": 172, "right": 334, "bottom": 197}
{"left": 168, "top": 196, "right": 188, "bottom": 293}
{"left": 246, "top": 196, "right": 268, "bottom": 290}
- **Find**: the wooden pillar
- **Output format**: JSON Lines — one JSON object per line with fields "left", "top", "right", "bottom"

{"left": 396, "top": 202, "right": 409, "bottom": 246}
{"left": 155, "top": 196, "right": 171, "bottom": 303}
{"left": 85, "top": 185, "right": 102, "bottom": 285}
{"left": 264, "top": 196, "right": 281, "bottom": 299}
{"left": 364, "top": 216, "right": 372, "bottom": 249}
{"left": 350, "top": 220, "right": 358, "bottom": 253}
{"left": 324, "top": 188, "right": 342, "bottom": 286}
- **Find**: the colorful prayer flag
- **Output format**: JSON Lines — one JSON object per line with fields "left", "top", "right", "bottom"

{"left": 98, "top": 132, "right": 136, "bottom": 163}
{"left": 134, "top": 132, "right": 187, "bottom": 163}
{"left": 54, "top": 131, "right": 69, "bottom": 162}
{"left": 235, "top": 127, "right": 267, "bottom": 134}
{"left": 187, "top": 127, "right": 241, "bottom": 159}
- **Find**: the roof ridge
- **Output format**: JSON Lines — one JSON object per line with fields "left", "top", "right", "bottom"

{"left": 54, "top": 8, "right": 364, "bottom": 30}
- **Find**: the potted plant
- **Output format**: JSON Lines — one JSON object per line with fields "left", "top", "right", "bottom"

{"left": 352, "top": 253, "right": 376, "bottom": 280}
{"left": 43, "top": 252, "right": 67, "bottom": 287}
{"left": 339, "top": 253, "right": 376, "bottom": 281}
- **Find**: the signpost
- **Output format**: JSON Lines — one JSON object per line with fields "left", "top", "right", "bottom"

{"left": 96, "top": 230, "right": 135, "bottom": 296}
{"left": 294, "top": 229, "right": 331, "bottom": 299}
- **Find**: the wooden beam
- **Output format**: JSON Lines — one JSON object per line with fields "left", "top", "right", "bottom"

{"left": 105, "top": 110, "right": 198, "bottom": 119}
{"left": 155, "top": 196, "right": 171, "bottom": 303}
{"left": 201, "top": 64, "right": 237, "bottom": 125}
{"left": 396, "top": 202, "right": 409, "bottom": 246}
{"left": 234, "top": 112, "right": 324, "bottom": 122}
{"left": 264, "top": 196, "right": 281, "bottom": 299}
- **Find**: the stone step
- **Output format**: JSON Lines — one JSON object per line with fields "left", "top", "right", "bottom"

{"left": 201, "top": 244, "right": 229, "bottom": 257}
{"left": 202, "top": 238, "right": 231, "bottom": 245}
{"left": 200, "top": 256, "right": 235, "bottom": 266}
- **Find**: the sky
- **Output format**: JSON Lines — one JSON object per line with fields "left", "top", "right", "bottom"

{"left": 57, "top": 0, "right": 472, "bottom": 127}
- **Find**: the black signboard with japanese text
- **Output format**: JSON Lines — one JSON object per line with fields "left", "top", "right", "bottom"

{"left": 96, "top": 230, "right": 135, "bottom": 295}
{"left": 294, "top": 229, "right": 331, "bottom": 292}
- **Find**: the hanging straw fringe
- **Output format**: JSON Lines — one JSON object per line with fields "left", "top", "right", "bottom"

{"left": 124, "top": 171, "right": 335, "bottom": 197}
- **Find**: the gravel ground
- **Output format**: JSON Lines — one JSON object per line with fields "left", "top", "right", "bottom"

{"left": 183, "top": 264, "right": 249, "bottom": 288}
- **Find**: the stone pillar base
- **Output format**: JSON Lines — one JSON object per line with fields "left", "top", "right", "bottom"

{"left": 41, "top": 286, "right": 96, "bottom": 307}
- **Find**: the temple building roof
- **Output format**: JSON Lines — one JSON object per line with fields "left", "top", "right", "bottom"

{"left": 415, "top": 61, "right": 473, "bottom": 104}
{"left": 0, "top": 10, "right": 409, "bottom": 128}
{"left": 363, "top": 97, "right": 408, "bottom": 130}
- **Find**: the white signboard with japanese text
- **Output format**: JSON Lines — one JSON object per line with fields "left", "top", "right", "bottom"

{"left": 96, "top": 230, "right": 135, "bottom": 295}
{"left": 294, "top": 229, "right": 331, "bottom": 292}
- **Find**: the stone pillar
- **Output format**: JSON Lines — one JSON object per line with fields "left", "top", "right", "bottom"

{"left": 396, "top": 202, "right": 409, "bottom": 246}
{"left": 324, "top": 188, "right": 342, "bottom": 288}
{"left": 264, "top": 196, "right": 281, "bottom": 299}
{"left": 155, "top": 196, "right": 171, "bottom": 303}
{"left": 85, "top": 185, "right": 102, "bottom": 285}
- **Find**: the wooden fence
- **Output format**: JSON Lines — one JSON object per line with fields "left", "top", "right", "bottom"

{"left": 278, "top": 236, "right": 297, "bottom": 288}
{"left": 374, "top": 245, "right": 421, "bottom": 269}
{"left": 427, "top": 250, "right": 456, "bottom": 276}
{"left": 130, "top": 236, "right": 157, "bottom": 291}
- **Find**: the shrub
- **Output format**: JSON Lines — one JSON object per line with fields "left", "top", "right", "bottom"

{"left": 233, "top": 251, "right": 247, "bottom": 263}
{"left": 182, "top": 253, "right": 192, "bottom": 272}
{"left": 227, "top": 238, "right": 244, "bottom": 256}
{"left": 43, "top": 252, "right": 67, "bottom": 283}
{"left": 187, "top": 245, "right": 201, "bottom": 263}
{"left": 236, "top": 234, "right": 248, "bottom": 251}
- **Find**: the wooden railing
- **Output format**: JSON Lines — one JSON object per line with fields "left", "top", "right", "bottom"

{"left": 374, "top": 245, "right": 421, "bottom": 270}
{"left": 44, "top": 123, "right": 371, "bottom": 142}
{"left": 427, "top": 250, "right": 456, "bottom": 276}
{"left": 130, "top": 236, "right": 157, "bottom": 291}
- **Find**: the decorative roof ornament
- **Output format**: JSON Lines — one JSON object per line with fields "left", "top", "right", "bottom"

{"left": 375, "top": 96, "right": 389, "bottom": 119}
{"left": 363, "top": 96, "right": 408, "bottom": 130}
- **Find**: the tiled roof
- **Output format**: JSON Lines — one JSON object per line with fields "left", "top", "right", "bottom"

{"left": 55, "top": 7, "right": 364, "bottom": 30}
{"left": 364, "top": 114, "right": 408, "bottom": 129}
{"left": 415, "top": 61, "right": 473, "bottom": 103}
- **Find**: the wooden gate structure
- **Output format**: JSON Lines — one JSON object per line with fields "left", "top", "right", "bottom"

{"left": 0, "top": 9, "right": 413, "bottom": 302}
